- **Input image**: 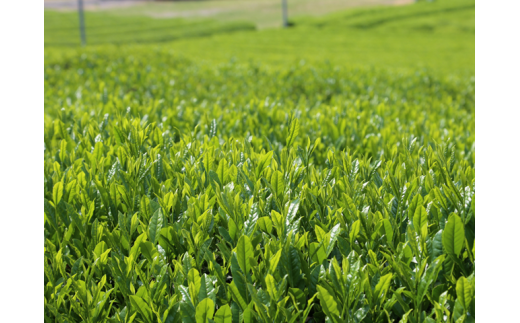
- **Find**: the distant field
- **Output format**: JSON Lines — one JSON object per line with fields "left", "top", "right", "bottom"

{"left": 45, "top": 0, "right": 474, "bottom": 74}
{"left": 166, "top": 0, "right": 474, "bottom": 74}
{"left": 45, "top": 0, "right": 413, "bottom": 29}
{"left": 45, "top": 11, "right": 257, "bottom": 46}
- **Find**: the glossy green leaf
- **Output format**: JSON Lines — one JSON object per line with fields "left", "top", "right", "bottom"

{"left": 196, "top": 298, "right": 215, "bottom": 323}
{"left": 374, "top": 273, "right": 393, "bottom": 305}
{"left": 456, "top": 276, "right": 474, "bottom": 311}
{"left": 149, "top": 208, "right": 164, "bottom": 245}
{"left": 257, "top": 217, "right": 273, "bottom": 233}
{"left": 286, "top": 198, "right": 300, "bottom": 226}
{"left": 53, "top": 181, "right": 63, "bottom": 205}
{"left": 417, "top": 255, "right": 445, "bottom": 305}
{"left": 214, "top": 304, "right": 232, "bottom": 323}
{"left": 413, "top": 205, "right": 428, "bottom": 233}
{"left": 269, "top": 249, "right": 282, "bottom": 274}
{"left": 317, "top": 285, "right": 341, "bottom": 323}
{"left": 236, "top": 235, "right": 254, "bottom": 274}
{"left": 255, "top": 151, "right": 273, "bottom": 179}
{"left": 350, "top": 220, "right": 361, "bottom": 246}
{"left": 265, "top": 274, "right": 277, "bottom": 301}
{"left": 286, "top": 117, "right": 300, "bottom": 147}
{"left": 443, "top": 213, "right": 465, "bottom": 256}
{"left": 382, "top": 219, "right": 393, "bottom": 245}
{"left": 271, "top": 170, "right": 284, "bottom": 198}
{"left": 228, "top": 281, "right": 247, "bottom": 311}
{"left": 129, "top": 295, "right": 153, "bottom": 323}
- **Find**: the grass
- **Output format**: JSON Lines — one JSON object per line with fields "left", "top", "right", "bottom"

{"left": 45, "top": 0, "right": 474, "bottom": 74}
{"left": 45, "top": 0, "right": 413, "bottom": 29}
{"left": 44, "top": 11, "right": 256, "bottom": 47}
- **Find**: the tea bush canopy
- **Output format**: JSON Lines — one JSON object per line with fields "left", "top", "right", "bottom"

{"left": 44, "top": 1, "right": 475, "bottom": 322}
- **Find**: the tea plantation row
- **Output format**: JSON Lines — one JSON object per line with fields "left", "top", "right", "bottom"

{"left": 44, "top": 48, "right": 475, "bottom": 323}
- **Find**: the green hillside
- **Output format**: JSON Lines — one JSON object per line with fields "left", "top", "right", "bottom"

{"left": 45, "top": 0, "right": 474, "bottom": 73}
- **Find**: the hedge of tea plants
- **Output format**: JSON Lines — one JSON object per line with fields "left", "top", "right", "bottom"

{"left": 44, "top": 51, "right": 475, "bottom": 323}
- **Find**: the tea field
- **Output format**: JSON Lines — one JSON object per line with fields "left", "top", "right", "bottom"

{"left": 44, "top": 0, "right": 474, "bottom": 73}
{"left": 44, "top": 1, "right": 475, "bottom": 322}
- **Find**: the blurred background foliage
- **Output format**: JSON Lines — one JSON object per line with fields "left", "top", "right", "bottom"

{"left": 45, "top": 0, "right": 474, "bottom": 74}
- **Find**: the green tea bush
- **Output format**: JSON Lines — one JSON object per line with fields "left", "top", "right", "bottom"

{"left": 44, "top": 50, "right": 474, "bottom": 322}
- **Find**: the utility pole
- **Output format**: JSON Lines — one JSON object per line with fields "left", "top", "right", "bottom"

{"left": 78, "top": 0, "right": 86, "bottom": 46}
{"left": 282, "top": 0, "right": 288, "bottom": 28}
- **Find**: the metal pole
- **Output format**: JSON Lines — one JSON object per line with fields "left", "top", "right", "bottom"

{"left": 282, "top": 0, "right": 288, "bottom": 28}
{"left": 78, "top": 0, "right": 86, "bottom": 46}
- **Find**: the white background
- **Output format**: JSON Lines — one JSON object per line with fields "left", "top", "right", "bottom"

{"left": 475, "top": 0, "right": 520, "bottom": 321}
{"left": 0, "top": 0, "right": 43, "bottom": 320}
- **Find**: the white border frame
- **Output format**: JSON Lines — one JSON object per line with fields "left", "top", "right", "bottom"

{"left": 0, "top": 0, "right": 42, "bottom": 321}
{"left": 477, "top": 0, "right": 520, "bottom": 321}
